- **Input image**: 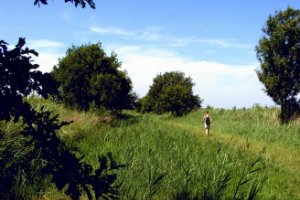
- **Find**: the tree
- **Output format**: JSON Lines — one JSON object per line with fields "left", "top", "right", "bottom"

{"left": 256, "top": 7, "right": 300, "bottom": 123}
{"left": 52, "top": 43, "right": 135, "bottom": 113}
{"left": 0, "top": 38, "right": 120, "bottom": 200}
{"left": 34, "top": 0, "right": 95, "bottom": 8}
{"left": 141, "top": 71, "right": 202, "bottom": 116}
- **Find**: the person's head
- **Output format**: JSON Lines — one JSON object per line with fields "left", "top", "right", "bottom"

{"left": 205, "top": 111, "right": 209, "bottom": 115}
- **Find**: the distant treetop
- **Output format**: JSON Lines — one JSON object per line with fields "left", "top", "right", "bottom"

{"left": 34, "top": 0, "right": 95, "bottom": 9}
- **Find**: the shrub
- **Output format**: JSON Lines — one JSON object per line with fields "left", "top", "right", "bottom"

{"left": 141, "top": 71, "right": 202, "bottom": 116}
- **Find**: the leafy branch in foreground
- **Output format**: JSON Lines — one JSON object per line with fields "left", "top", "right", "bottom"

{"left": 34, "top": 0, "right": 95, "bottom": 9}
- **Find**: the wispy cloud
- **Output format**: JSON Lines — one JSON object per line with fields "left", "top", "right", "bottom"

{"left": 90, "top": 25, "right": 252, "bottom": 50}
{"left": 170, "top": 37, "right": 252, "bottom": 49}
{"left": 195, "top": 38, "right": 252, "bottom": 48}
{"left": 90, "top": 27, "right": 135, "bottom": 37}
{"left": 27, "top": 39, "right": 64, "bottom": 49}
{"left": 90, "top": 26, "right": 162, "bottom": 42}
{"left": 137, "top": 26, "right": 162, "bottom": 41}
{"left": 169, "top": 39, "right": 190, "bottom": 47}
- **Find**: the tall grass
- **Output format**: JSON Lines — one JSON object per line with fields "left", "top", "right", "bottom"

{"left": 73, "top": 113, "right": 266, "bottom": 199}
{"left": 169, "top": 105, "right": 300, "bottom": 150}
{"left": 22, "top": 98, "right": 300, "bottom": 199}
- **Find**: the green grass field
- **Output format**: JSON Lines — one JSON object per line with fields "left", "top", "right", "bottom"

{"left": 12, "top": 98, "right": 300, "bottom": 199}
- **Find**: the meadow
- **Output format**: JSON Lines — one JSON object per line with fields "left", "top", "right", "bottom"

{"left": 11, "top": 98, "right": 300, "bottom": 199}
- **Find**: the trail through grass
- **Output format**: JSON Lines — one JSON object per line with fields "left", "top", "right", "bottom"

{"left": 164, "top": 120, "right": 300, "bottom": 174}
{"left": 162, "top": 111, "right": 300, "bottom": 199}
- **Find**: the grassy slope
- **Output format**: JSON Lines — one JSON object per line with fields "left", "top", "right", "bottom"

{"left": 30, "top": 98, "right": 300, "bottom": 199}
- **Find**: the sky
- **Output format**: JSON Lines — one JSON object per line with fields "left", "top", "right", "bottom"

{"left": 1, "top": 0, "right": 300, "bottom": 108}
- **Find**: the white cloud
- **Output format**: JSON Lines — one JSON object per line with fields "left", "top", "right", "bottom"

{"left": 90, "top": 27, "right": 135, "bottom": 37}
{"left": 137, "top": 27, "right": 162, "bottom": 41}
{"left": 91, "top": 26, "right": 162, "bottom": 42}
{"left": 170, "top": 37, "right": 252, "bottom": 49}
{"left": 170, "top": 39, "right": 190, "bottom": 47}
{"left": 195, "top": 38, "right": 252, "bottom": 48}
{"left": 112, "top": 45, "right": 141, "bottom": 54}
{"left": 111, "top": 45, "right": 274, "bottom": 108}
{"left": 90, "top": 25, "right": 253, "bottom": 50}
{"left": 27, "top": 39, "right": 64, "bottom": 73}
{"left": 32, "top": 52, "right": 62, "bottom": 73}
{"left": 27, "top": 40, "right": 64, "bottom": 49}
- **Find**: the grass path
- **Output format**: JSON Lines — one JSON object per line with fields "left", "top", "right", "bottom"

{"left": 163, "top": 121, "right": 300, "bottom": 171}
{"left": 162, "top": 120, "right": 300, "bottom": 198}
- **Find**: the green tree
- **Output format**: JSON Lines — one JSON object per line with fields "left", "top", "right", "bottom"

{"left": 34, "top": 0, "right": 95, "bottom": 8}
{"left": 256, "top": 7, "right": 300, "bottom": 123}
{"left": 52, "top": 43, "right": 135, "bottom": 113}
{"left": 141, "top": 71, "right": 202, "bottom": 116}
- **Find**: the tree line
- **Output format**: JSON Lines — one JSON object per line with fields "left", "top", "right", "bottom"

{"left": 50, "top": 43, "right": 202, "bottom": 116}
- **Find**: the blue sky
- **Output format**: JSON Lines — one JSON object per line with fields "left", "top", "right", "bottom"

{"left": 1, "top": 0, "right": 300, "bottom": 108}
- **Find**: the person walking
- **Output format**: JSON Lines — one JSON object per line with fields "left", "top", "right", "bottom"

{"left": 202, "top": 111, "right": 211, "bottom": 136}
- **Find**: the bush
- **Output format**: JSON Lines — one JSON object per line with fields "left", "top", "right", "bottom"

{"left": 140, "top": 71, "right": 202, "bottom": 116}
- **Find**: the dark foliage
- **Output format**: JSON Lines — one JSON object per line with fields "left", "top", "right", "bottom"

{"left": 0, "top": 38, "right": 57, "bottom": 122}
{"left": 0, "top": 128, "right": 44, "bottom": 200}
{"left": 256, "top": 7, "right": 300, "bottom": 123}
{"left": 52, "top": 43, "right": 135, "bottom": 113}
{"left": 140, "top": 71, "right": 202, "bottom": 116}
{"left": 34, "top": 0, "right": 95, "bottom": 9}
{"left": 0, "top": 38, "right": 120, "bottom": 199}
{"left": 173, "top": 190, "right": 200, "bottom": 200}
